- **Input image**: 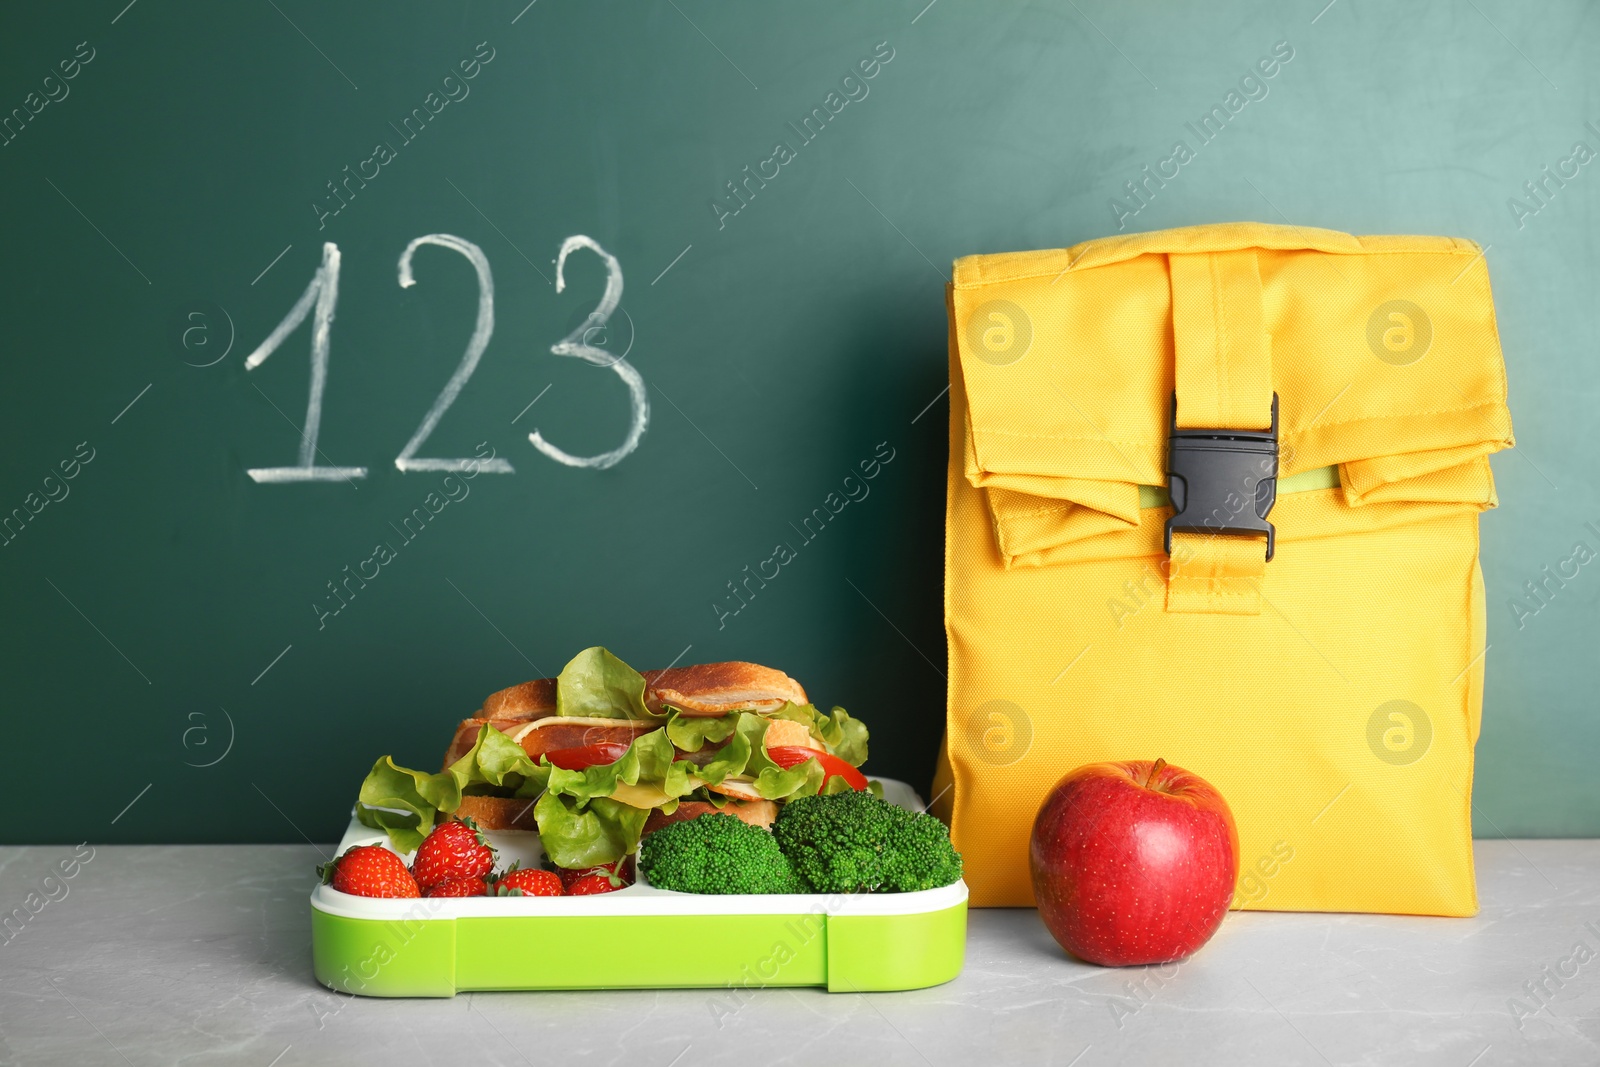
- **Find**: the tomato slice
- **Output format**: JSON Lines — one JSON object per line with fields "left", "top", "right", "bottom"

{"left": 766, "top": 746, "right": 869, "bottom": 791}
{"left": 544, "top": 742, "right": 631, "bottom": 771}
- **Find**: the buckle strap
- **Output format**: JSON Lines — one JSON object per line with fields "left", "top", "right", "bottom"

{"left": 1165, "top": 250, "right": 1276, "bottom": 615}
{"left": 1164, "top": 392, "right": 1280, "bottom": 560}
{"left": 1166, "top": 531, "right": 1267, "bottom": 615}
{"left": 1169, "top": 251, "right": 1273, "bottom": 430}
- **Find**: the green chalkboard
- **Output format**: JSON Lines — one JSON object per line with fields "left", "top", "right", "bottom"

{"left": 1, "top": 0, "right": 1594, "bottom": 844}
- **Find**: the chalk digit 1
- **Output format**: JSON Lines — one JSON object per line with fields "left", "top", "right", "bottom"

{"left": 394, "top": 234, "right": 513, "bottom": 473}
{"left": 243, "top": 242, "right": 368, "bottom": 483}
{"left": 528, "top": 236, "right": 649, "bottom": 470}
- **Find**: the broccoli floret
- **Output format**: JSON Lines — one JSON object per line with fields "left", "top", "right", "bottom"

{"left": 771, "top": 790, "right": 963, "bottom": 893}
{"left": 879, "top": 808, "right": 965, "bottom": 892}
{"left": 638, "top": 814, "right": 807, "bottom": 894}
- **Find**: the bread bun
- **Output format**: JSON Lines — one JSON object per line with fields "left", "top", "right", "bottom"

{"left": 479, "top": 661, "right": 806, "bottom": 721}
{"left": 449, "top": 660, "right": 814, "bottom": 767}
{"left": 479, "top": 678, "right": 557, "bottom": 720}
{"left": 453, "top": 795, "right": 541, "bottom": 832}
{"left": 643, "top": 661, "right": 807, "bottom": 716}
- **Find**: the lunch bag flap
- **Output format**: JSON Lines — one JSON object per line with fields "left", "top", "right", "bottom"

{"left": 952, "top": 222, "right": 1514, "bottom": 572}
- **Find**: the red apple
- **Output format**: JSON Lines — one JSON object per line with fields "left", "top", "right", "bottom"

{"left": 1029, "top": 758, "right": 1238, "bottom": 967}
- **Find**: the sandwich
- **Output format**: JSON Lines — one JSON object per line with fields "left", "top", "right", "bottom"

{"left": 356, "top": 647, "right": 870, "bottom": 872}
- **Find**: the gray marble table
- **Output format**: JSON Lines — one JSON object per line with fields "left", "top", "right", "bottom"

{"left": 0, "top": 840, "right": 1595, "bottom": 1066}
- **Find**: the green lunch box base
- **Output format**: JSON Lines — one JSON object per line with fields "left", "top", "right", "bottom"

{"left": 312, "top": 896, "right": 967, "bottom": 996}
{"left": 313, "top": 779, "right": 967, "bottom": 996}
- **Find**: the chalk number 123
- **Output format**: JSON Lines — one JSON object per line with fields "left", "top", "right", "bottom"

{"left": 243, "top": 233, "right": 647, "bottom": 482}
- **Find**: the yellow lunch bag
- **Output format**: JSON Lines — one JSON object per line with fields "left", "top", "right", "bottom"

{"left": 932, "top": 222, "right": 1514, "bottom": 915}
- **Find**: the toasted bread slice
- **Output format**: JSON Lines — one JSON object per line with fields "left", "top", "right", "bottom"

{"left": 643, "top": 661, "right": 807, "bottom": 716}
{"left": 477, "top": 661, "right": 806, "bottom": 722}
{"left": 453, "top": 794, "right": 541, "bottom": 832}
{"left": 479, "top": 677, "right": 557, "bottom": 720}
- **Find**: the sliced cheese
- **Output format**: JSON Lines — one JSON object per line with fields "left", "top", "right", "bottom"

{"left": 608, "top": 781, "right": 678, "bottom": 809}
{"left": 519, "top": 715, "right": 659, "bottom": 730}
{"left": 704, "top": 777, "right": 766, "bottom": 802}
{"left": 503, "top": 716, "right": 657, "bottom": 745}
{"left": 622, "top": 774, "right": 766, "bottom": 806}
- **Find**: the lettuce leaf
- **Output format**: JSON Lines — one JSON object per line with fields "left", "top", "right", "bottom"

{"left": 738, "top": 715, "right": 872, "bottom": 801}
{"left": 355, "top": 725, "right": 549, "bottom": 852}
{"left": 354, "top": 722, "right": 656, "bottom": 865}
{"left": 664, "top": 712, "right": 740, "bottom": 751}
{"left": 544, "top": 727, "right": 693, "bottom": 802}
{"left": 354, "top": 760, "right": 449, "bottom": 854}
{"left": 751, "top": 763, "right": 862, "bottom": 801}
{"left": 690, "top": 712, "right": 769, "bottom": 785}
{"left": 683, "top": 787, "right": 730, "bottom": 809}
{"left": 769, "top": 703, "right": 869, "bottom": 767}
{"left": 534, "top": 792, "right": 651, "bottom": 868}
{"left": 741, "top": 725, "right": 826, "bottom": 801}
{"left": 749, "top": 758, "right": 826, "bottom": 801}
{"left": 555, "top": 646, "right": 658, "bottom": 720}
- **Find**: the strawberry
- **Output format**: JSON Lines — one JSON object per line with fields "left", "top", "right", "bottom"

{"left": 556, "top": 856, "right": 634, "bottom": 891}
{"left": 411, "top": 818, "right": 495, "bottom": 890}
{"left": 567, "top": 870, "right": 626, "bottom": 896}
{"left": 320, "top": 845, "right": 419, "bottom": 898}
{"left": 423, "top": 876, "right": 488, "bottom": 898}
{"left": 494, "top": 868, "right": 563, "bottom": 897}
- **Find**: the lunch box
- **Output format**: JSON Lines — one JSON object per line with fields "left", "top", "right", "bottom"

{"left": 311, "top": 780, "right": 968, "bottom": 996}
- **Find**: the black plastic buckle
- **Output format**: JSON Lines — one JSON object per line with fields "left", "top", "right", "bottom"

{"left": 1163, "top": 393, "right": 1280, "bottom": 561}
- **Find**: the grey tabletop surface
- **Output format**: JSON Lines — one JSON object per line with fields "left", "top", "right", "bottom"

{"left": 0, "top": 839, "right": 1595, "bottom": 1066}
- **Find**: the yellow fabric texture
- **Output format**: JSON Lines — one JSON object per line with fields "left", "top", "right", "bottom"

{"left": 935, "top": 221, "right": 1513, "bottom": 915}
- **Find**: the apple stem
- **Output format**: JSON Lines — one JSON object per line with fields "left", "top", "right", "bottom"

{"left": 1145, "top": 758, "right": 1167, "bottom": 789}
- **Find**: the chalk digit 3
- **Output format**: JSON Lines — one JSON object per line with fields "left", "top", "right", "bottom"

{"left": 528, "top": 236, "right": 649, "bottom": 470}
